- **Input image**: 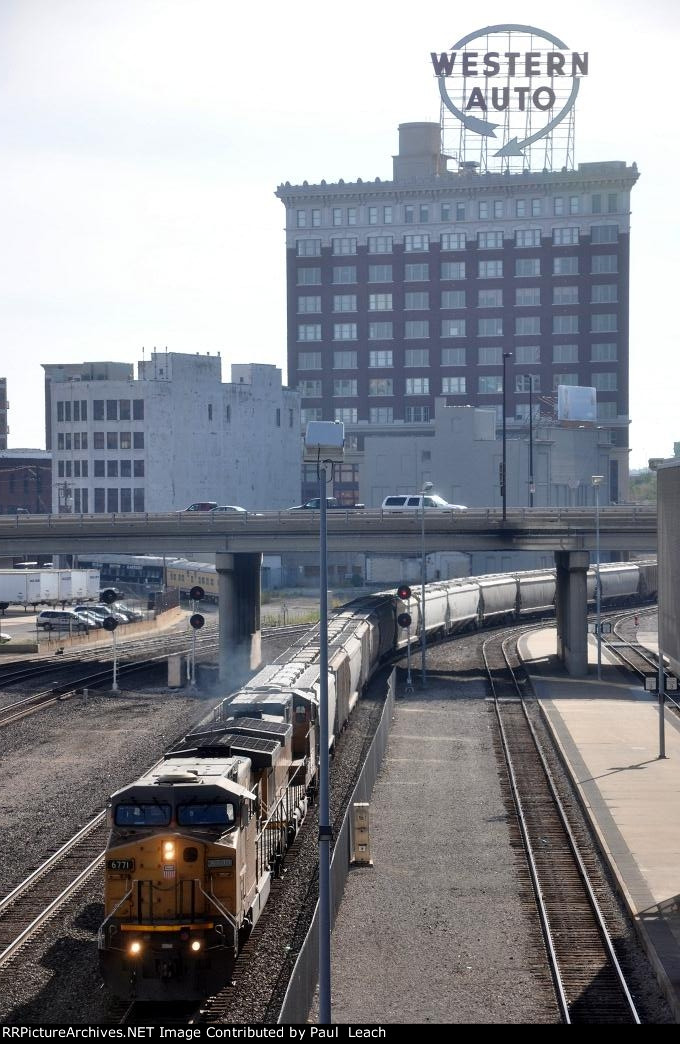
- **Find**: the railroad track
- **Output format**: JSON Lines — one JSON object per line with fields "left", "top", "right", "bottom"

{"left": 484, "top": 628, "right": 640, "bottom": 1024}
{"left": 0, "top": 814, "right": 107, "bottom": 971}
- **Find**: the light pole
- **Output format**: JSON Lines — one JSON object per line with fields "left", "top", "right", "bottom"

{"left": 420, "top": 480, "right": 433, "bottom": 688}
{"left": 592, "top": 475, "right": 604, "bottom": 680}
{"left": 502, "top": 352, "right": 513, "bottom": 521}
{"left": 526, "top": 374, "right": 535, "bottom": 507}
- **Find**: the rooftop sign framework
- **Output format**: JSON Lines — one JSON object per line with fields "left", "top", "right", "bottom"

{"left": 433, "top": 24, "right": 587, "bottom": 173}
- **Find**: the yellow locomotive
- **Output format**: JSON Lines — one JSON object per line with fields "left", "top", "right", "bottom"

{"left": 98, "top": 691, "right": 312, "bottom": 1001}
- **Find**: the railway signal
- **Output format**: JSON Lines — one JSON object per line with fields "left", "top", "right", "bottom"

{"left": 102, "top": 615, "right": 119, "bottom": 691}
{"left": 396, "top": 585, "right": 414, "bottom": 694}
{"left": 189, "top": 612, "right": 205, "bottom": 686}
{"left": 397, "top": 584, "right": 411, "bottom": 601}
{"left": 101, "top": 588, "right": 119, "bottom": 605}
{"left": 189, "top": 586, "right": 205, "bottom": 602}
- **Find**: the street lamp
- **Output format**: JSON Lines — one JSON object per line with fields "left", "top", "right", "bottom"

{"left": 420, "top": 480, "right": 433, "bottom": 687}
{"left": 303, "top": 421, "right": 345, "bottom": 1025}
{"left": 502, "top": 353, "right": 513, "bottom": 521}
{"left": 525, "top": 374, "right": 535, "bottom": 507}
{"left": 592, "top": 475, "right": 604, "bottom": 680}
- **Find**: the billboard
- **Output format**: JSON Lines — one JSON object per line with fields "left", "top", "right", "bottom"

{"left": 557, "top": 385, "right": 597, "bottom": 424}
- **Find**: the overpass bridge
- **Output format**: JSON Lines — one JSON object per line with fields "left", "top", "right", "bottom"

{"left": 0, "top": 507, "right": 657, "bottom": 679}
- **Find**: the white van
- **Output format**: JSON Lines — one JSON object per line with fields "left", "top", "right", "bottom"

{"left": 381, "top": 494, "right": 467, "bottom": 511}
{"left": 36, "top": 609, "right": 90, "bottom": 632}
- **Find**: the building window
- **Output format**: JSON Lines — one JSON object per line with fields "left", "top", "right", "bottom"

{"left": 334, "top": 407, "right": 357, "bottom": 423}
{"left": 478, "top": 201, "right": 489, "bottom": 219}
{"left": 569, "top": 196, "right": 580, "bottom": 214}
{"left": 553, "top": 344, "right": 578, "bottom": 363}
{"left": 333, "top": 294, "right": 357, "bottom": 312}
{"left": 531, "top": 198, "right": 542, "bottom": 216}
{"left": 299, "top": 379, "right": 322, "bottom": 397}
{"left": 118, "top": 399, "right": 130, "bottom": 421}
{"left": 94, "top": 460, "right": 105, "bottom": 477}
{"left": 296, "top": 209, "right": 307, "bottom": 228}
{"left": 479, "top": 260, "right": 503, "bottom": 278}
{"left": 121, "top": 460, "right": 132, "bottom": 477}
{"left": 515, "top": 258, "right": 540, "bottom": 277}
{"left": 369, "top": 350, "right": 393, "bottom": 367}
{"left": 332, "top": 266, "right": 357, "bottom": 284}
{"left": 332, "top": 207, "right": 343, "bottom": 226}
{"left": 478, "top": 230, "right": 503, "bottom": 249}
{"left": 405, "top": 377, "right": 429, "bottom": 395}
{"left": 494, "top": 200, "right": 505, "bottom": 218}
{"left": 404, "top": 205, "right": 414, "bottom": 224}
{"left": 441, "top": 348, "right": 466, "bottom": 366}
{"left": 368, "top": 378, "right": 393, "bottom": 396}
{"left": 442, "top": 377, "right": 466, "bottom": 394}
{"left": 369, "top": 406, "right": 393, "bottom": 423}
{"left": 554, "top": 197, "right": 565, "bottom": 215}
{"left": 296, "top": 239, "right": 321, "bottom": 257}
{"left": 384, "top": 205, "right": 393, "bottom": 223}
{"left": 441, "top": 232, "right": 466, "bottom": 251}
{"left": 442, "top": 290, "right": 466, "bottom": 308}
{"left": 333, "top": 351, "right": 358, "bottom": 369}
{"left": 419, "top": 204, "right": 429, "bottom": 222}
{"left": 404, "top": 234, "right": 429, "bottom": 252}
{"left": 57, "top": 433, "right": 64, "bottom": 450}
{"left": 515, "top": 287, "right": 540, "bottom": 307}
{"left": 516, "top": 374, "right": 540, "bottom": 393}
{"left": 346, "top": 208, "right": 357, "bottom": 225}
{"left": 133, "top": 489, "right": 144, "bottom": 511}
{"left": 368, "top": 206, "right": 378, "bottom": 225}
{"left": 553, "top": 286, "right": 579, "bottom": 305}
{"left": 119, "top": 488, "right": 131, "bottom": 513}
{"left": 591, "top": 254, "right": 618, "bottom": 273}
{"left": 607, "top": 193, "right": 618, "bottom": 214}
{"left": 107, "top": 460, "right": 118, "bottom": 478}
{"left": 590, "top": 224, "right": 618, "bottom": 244}
{"left": 405, "top": 291, "right": 429, "bottom": 310}
{"left": 120, "top": 432, "right": 132, "bottom": 450}
{"left": 591, "top": 313, "right": 618, "bottom": 332}
{"left": 301, "top": 408, "right": 322, "bottom": 424}
{"left": 591, "top": 284, "right": 618, "bottom": 303}
{"left": 93, "top": 400, "right": 104, "bottom": 420}
{"left": 133, "top": 460, "right": 144, "bottom": 477}
{"left": 332, "top": 237, "right": 357, "bottom": 255}
{"left": 298, "top": 323, "right": 322, "bottom": 341}
{"left": 93, "top": 431, "right": 104, "bottom": 449}
{"left": 405, "top": 320, "right": 429, "bottom": 339}
{"left": 441, "top": 261, "right": 465, "bottom": 280}
{"left": 404, "top": 349, "right": 429, "bottom": 367}
{"left": 368, "top": 264, "right": 393, "bottom": 282}
{"left": 478, "top": 376, "right": 503, "bottom": 394}
{"left": 367, "top": 236, "right": 393, "bottom": 254}
{"left": 553, "top": 315, "right": 579, "bottom": 334}
{"left": 368, "top": 322, "right": 393, "bottom": 340}
{"left": 479, "top": 347, "right": 503, "bottom": 365}
{"left": 311, "top": 209, "right": 321, "bottom": 227}
{"left": 515, "top": 316, "right": 540, "bottom": 336}
{"left": 333, "top": 379, "right": 357, "bottom": 397}
{"left": 553, "top": 226, "right": 579, "bottom": 245}
{"left": 333, "top": 323, "right": 357, "bottom": 341}
{"left": 405, "top": 263, "right": 429, "bottom": 281}
{"left": 107, "top": 432, "right": 118, "bottom": 450}
{"left": 405, "top": 405, "right": 431, "bottom": 422}
{"left": 591, "top": 194, "right": 602, "bottom": 214}
{"left": 553, "top": 256, "right": 578, "bottom": 275}
{"left": 597, "top": 402, "right": 617, "bottom": 419}
{"left": 298, "top": 295, "right": 322, "bottom": 313}
{"left": 297, "top": 266, "right": 321, "bottom": 285}
{"left": 514, "top": 346, "right": 541, "bottom": 366}
{"left": 441, "top": 319, "right": 466, "bottom": 337}
{"left": 553, "top": 373, "right": 578, "bottom": 388}
{"left": 515, "top": 228, "right": 541, "bottom": 247}
{"left": 133, "top": 432, "right": 144, "bottom": 449}
{"left": 57, "top": 401, "right": 64, "bottom": 422}
{"left": 592, "top": 372, "right": 617, "bottom": 391}
{"left": 478, "top": 318, "right": 503, "bottom": 337}
{"left": 133, "top": 400, "right": 144, "bottom": 420}
{"left": 94, "top": 488, "right": 105, "bottom": 513}
{"left": 298, "top": 352, "right": 322, "bottom": 370}
{"left": 441, "top": 203, "right": 451, "bottom": 221}
{"left": 591, "top": 343, "right": 618, "bottom": 362}
{"left": 369, "top": 293, "right": 392, "bottom": 311}
{"left": 478, "top": 289, "right": 502, "bottom": 308}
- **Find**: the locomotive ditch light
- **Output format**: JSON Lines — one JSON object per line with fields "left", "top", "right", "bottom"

{"left": 397, "top": 584, "right": 412, "bottom": 601}
{"left": 163, "top": 841, "right": 176, "bottom": 859}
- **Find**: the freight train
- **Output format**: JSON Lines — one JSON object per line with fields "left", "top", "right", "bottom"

{"left": 98, "top": 559, "right": 657, "bottom": 1001}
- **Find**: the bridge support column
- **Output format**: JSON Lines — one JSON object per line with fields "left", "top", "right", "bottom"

{"left": 215, "top": 552, "right": 262, "bottom": 684}
{"left": 554, "top": 550, "right": 590, "bottom": 677}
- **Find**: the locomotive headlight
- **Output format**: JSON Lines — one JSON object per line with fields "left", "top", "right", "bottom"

{"left": 190, "top": 940, "right": 201, "bottom": 952}
{"left": 129, "top": 941, "right": 142, "bottom": 956}
{"left": 163, "top": 841, "right": 175, "bottom": 859}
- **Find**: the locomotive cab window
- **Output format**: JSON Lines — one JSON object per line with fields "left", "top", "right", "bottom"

{"left": 177, "top": 802, "right": 236, "bottom": 827}
{"left": 114, "top": 803, "right": 172, "bottom": 826}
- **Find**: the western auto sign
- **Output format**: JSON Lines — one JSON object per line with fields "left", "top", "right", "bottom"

{"left": 432, "top": 24, "right": 587, "bottom": 159}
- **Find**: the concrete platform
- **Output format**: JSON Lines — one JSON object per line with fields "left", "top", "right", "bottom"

{"left": 518, "top": 627, "right": 680, "bottom": 1020}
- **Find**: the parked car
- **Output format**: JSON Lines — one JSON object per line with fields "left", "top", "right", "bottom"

{"left": 75, "top": 609, "right": 105, "bottom": 629}
{"left": 75, "top": 604, "right": 129, "bottom": 625}
{"left": 36, "top": 609, "right": 90, "bottom": 632}
{"left": 183, "top": 502, "right": 218, "bottom": 512}
{"left": 210, "top": 505, "right": 247, "bottom": 514}
{"left": 113, "top": 603, "right": 145, "bottom": 622}
{"left": 288, "top": 498, "right": 365, "bottom": 510}
{"left": 381, "top": 494, "right": 468, "bottom": 511}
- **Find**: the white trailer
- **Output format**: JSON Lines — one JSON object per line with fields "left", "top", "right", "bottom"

{"left": 0, "top": 569, "right": 100, "bottom": 606}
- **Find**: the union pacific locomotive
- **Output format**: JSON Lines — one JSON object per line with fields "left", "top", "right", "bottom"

{"left": 98, "top": 560, "right": 656, "bottom": 1000}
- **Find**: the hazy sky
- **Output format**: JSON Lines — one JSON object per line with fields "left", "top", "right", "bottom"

{"left": 1, "top": 0, "right": 678, "bottom": 469}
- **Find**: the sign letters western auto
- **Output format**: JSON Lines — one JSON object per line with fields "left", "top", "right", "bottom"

{"left": 432, "top": 24, "right": 588, "bottom": 158}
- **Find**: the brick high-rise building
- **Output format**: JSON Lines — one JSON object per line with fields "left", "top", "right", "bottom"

{"left": 277, "top": 123, "right": 638, "bottom": 505}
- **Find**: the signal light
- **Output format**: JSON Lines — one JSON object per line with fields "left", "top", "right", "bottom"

{"left": 397, "top": 612, "right": 412, "bottom": 629}
{"left": 101, "top": 588, "right": 118, "bottom": 605}
{"left": 129, "top": 941, "right": 142, "bottom": 956}
{"left": 189, "top": 586, "right": 205, "bottom": 602}
{"left": 190, "top": 940, "right": 202, "bottom": 952}
{"left": 397, "top": 584, "right": 411, "bottom": 601}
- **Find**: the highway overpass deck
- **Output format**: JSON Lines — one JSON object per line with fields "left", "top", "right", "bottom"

{"left": 0, "top": 507, "right": 657, "bottom": 556}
